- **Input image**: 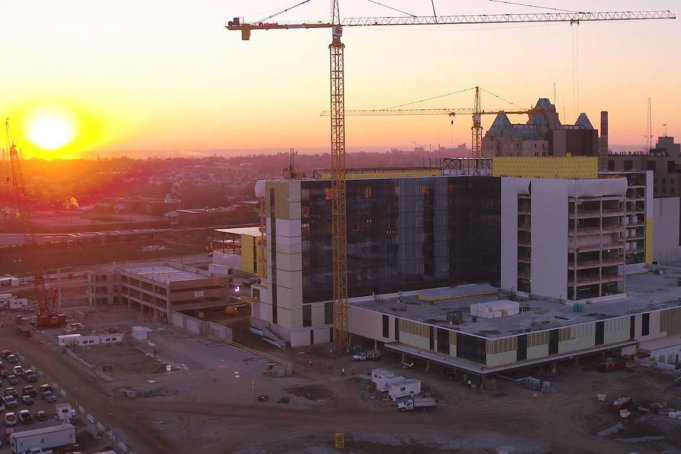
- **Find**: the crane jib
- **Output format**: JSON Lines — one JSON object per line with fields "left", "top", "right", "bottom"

{"left": 227, "top": 10, "right": 675, "bottom": 32}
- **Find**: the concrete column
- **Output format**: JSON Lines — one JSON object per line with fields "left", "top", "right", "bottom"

{"left": 426, "top": 360, "right": 430, "bottom": 372}
{"left": 401, "top": 353, "right": 405, "bottom": 363}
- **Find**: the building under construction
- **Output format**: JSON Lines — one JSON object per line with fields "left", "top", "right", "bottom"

{"left": 243, "top": 157, "right": 660, "bottom": 349}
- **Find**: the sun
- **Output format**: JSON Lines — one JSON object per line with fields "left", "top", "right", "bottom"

{"left": 26, "top": 110, "right": 76, "bottom": 151}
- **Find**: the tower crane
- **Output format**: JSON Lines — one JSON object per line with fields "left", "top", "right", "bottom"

{"left": 5, "top": 120, "right": 66, "bottom": 328}
{"left": 322, "top": 86, "right": 544, "bottom": 157}
{"left": 226, "top": 3, "right": 675, "bottom": 354}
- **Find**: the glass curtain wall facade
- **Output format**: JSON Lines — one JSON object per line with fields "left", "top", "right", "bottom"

{"left": 301, "top": 176, "right": 501, "bottom": 303}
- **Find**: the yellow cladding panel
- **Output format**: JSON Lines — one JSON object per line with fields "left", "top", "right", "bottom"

{"left": 241, "top": 234, "right": 255, "bottom": 274}
{"left": 317, "top": 169, "right": 441, "bottom": 180}
{"left": 646, "top": 218, "right": 653, "bottom": 264}
{"left": 492, "top": 157, "right": 598, "bottom": 179}
{"left": 255, "top": 236, "right": 266, "bottom": 276}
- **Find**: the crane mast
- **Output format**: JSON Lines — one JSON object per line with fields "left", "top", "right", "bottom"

{"left": 329, "top": 20, "right": 349, "bottom": 353}
{"left": 226, "top": 4, "right": 675, "bottom": 355}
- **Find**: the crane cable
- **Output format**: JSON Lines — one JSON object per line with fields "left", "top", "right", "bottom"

{"left": 384, "top": 86, "right": 476, "bottom": 110}
{"left": 488, "top": 0, "right": 582, "bottom": 14}
{"left": 431, "top": 0, "right": 438, "bottom": 22}
{"left": 259, "top": 0, "right": 312, "bottom": 23}
{"left": 479, "top": 88, "right": 523, "bottom": 109}
{"left": 365, "top": 0, "right": 416, "bottom": 17}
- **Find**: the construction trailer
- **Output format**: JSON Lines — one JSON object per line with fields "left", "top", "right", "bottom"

{"left": 387, "top": 378, "right": 421, "bottom": 400}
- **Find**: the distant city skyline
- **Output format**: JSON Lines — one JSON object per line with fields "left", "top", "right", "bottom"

{"left": 1, "top": 0, "right": 679, "bottom": 159}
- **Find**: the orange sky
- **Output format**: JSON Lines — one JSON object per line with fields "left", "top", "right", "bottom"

{"left": 1, "top": 0, "right": 679, "bottom": 159}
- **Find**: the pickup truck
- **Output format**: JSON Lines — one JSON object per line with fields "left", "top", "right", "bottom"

{"left": 352, "top": 350, "right": 382, "bottom": 361}
{"left": 397, "top": 396, "right": 438, "bottom": 411}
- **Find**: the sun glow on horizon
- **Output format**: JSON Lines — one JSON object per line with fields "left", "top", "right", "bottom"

{"left": 26, "top": 109, "right": 76, "bottom": 151}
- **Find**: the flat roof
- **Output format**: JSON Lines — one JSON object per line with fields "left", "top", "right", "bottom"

{"left": 120, "top": 265, "right": 207, "bottom": 283}
{"left": 214, "top": 227, "right": 262, "bottom": 237}
{"left": 351, "top": 270, "right": 681, "bottom": 340}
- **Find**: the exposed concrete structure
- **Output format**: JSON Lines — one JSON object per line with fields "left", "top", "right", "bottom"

{"left": 254, "top": 158, "right": 655, "bottom": 347}
{"left": 88, "top": 263, "right": 231, "bottom": 321}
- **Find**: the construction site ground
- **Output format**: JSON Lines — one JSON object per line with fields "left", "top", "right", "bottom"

{"left": 2, "top": 305, "right": 681, "bottom": 454}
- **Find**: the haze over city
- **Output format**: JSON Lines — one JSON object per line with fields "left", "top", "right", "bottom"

{"left": 1, "top": 0, "right": 679, "bottom": 159}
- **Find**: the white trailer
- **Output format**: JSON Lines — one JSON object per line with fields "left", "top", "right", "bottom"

{"left": 397, "top": 396, "right": 438, "bottom": 411}
{"left": 57, "top": 334, "right": 81, "bottom": 347}
{"left": 371, "top": 369, "right": 399, "bottom": 392}
{"left": 379, "top": 376, "right": 407, "bottom": 393}
{"left": 9, "top": 424, "right": 76, "bottom": 454}
{"left": 387, "top": 379, "right": 421, "bottom": 400}
{"left": 9, "top": 298, "right": 28, "bottom": 310}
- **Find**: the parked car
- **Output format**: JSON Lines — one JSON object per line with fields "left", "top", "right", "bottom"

{"left": 4, "top": 388, "right": 17, "bottom": 398}
{"left": 12, "top": 366, "right": 24, "bottom": 376}
{"left": 0, "top": 350, "right": 11, "bottom": 359}
{"left": 18, "top": 409, "right": 32, "bottom": 424}
{"left": 4, "top": 411, "right": 16, "bottom": 426}
{"left": 38, "top": 384, "right": 54, "bottom": 394}
{"left": 21, "top": 395, "right": 33, "bottom": 405}
{"left": 22, "top": 385, "right": 36, "bottom": 397}
{"left": 0, "top": 370, "right": 8, "bottom": 379}
{"left": 23, "top": 370, "right": 37, "bottom": 383}
{"left": 40, "top": 390, "right": 56, "bottom": 403}
{"left": 34, "top": 410, "right": 48, "bottom": 422}
{"left": 2, "top": 396, "right": 16, "bottom": 409}
{"left": 7, "top": 375, "right": 18, "bottom": 385}
{"left": 6, "top": 355, "right": 19, "bottom": 365}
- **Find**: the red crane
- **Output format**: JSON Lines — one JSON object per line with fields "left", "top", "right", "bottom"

{"left": 5, "top": 119, "right": 66, "bottom": 328}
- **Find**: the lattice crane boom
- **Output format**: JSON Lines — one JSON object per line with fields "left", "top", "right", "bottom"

{"left": 226, "top": 4, "right": 675, "bottom": 355}
{"left": 227, "top": 10, "right": 675, "bottom": 37}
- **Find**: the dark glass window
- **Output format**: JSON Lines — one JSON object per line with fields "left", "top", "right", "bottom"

{"left": 324, "top": 302, "right": 333, "bottom": 325}
{"left": 607, "top": 160, "right": 615, "bottom": 171}
{"left": 642, "top": 313, "right": 650, "bottom": 336}
{"left": 302, "top": 305, "right": 311, "bottom": 328}
{"left": 549, "top": 330, "right": 558, "bottom": 355}
{"left": 646, "top": 160, "right": 656, "bottom": 171}
{"left": 595, "top": 321, "right": 604, "bottom": 345}
{"left": 668, "top": 161, "right": 676, "bottom": 172}
{"left": 301, "top": 177, "right": 501, "bottom": 302}
{"left": 436, "top": 328, "right": 449, "bottom": 354}
{"left": 382, "top": 314, "right": 389, "bottom": 338}
{"left": 456, "top": 333, "right": 486, "bottom": 363}
{"left": 624, "top": 160, "right": 633, "bottom": 170}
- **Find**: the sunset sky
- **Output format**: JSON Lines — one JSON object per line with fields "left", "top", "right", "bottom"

{"left": 1, "top": 0, "right": 679, "bottom": 159}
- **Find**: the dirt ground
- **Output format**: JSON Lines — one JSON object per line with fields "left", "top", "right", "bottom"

{"left": 3, "top": 305, "right": 681, "bottom": 454}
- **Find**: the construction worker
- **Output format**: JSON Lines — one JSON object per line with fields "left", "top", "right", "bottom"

{"left": 341, "top": 367, "right": 345, "bottom": 376}
{"left": 308, "top": 360, "right": 312, "bottom": 367}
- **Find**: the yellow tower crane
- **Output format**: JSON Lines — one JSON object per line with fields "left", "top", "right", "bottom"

{"left": 322, "top": 86, "right": 545, "bottom": 157}
{"left": 226, "top": 3, "right": 675, "bottom": 354}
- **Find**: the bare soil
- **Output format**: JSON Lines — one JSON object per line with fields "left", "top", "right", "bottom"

{"left": 3, "top": 305, "right": 681, "bottom": 454}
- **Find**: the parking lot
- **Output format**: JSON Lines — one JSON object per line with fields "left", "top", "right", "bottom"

{"left": 0, "top": 349, "right": 79, "bottom": 451}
